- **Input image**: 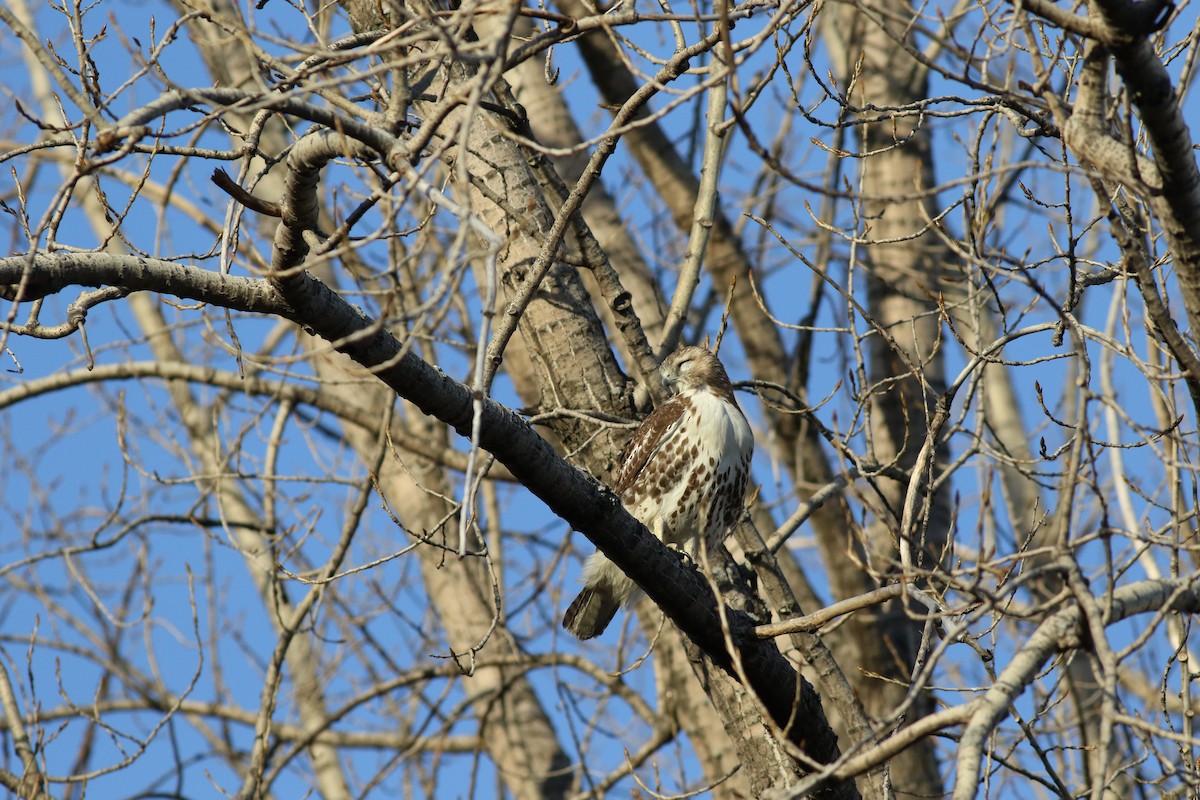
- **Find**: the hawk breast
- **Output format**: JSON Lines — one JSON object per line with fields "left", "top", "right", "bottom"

{"left": 619, "top": 389, "right": 753, "bottom": 548}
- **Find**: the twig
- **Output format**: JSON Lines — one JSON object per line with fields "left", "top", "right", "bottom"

{"left": 754, "top": 585, "right": 904, "bottom": 639}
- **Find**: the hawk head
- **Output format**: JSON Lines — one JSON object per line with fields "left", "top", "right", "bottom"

{"left": 660, "top": 346, "right": 737, "bottom": 402}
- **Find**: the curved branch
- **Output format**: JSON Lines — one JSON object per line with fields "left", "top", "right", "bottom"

{"left": 952, "top": 576, "right": 1200, "bottom": 800}
{"left": 257, "top": 66, "right": 857, "bottom": 792}
{"left": 256, "top": 127, "right": 858, "bottom": 786}
{"left": 0, "top": 359, "right": 515, "bottom": 480}
{"left": 1046, "top": 5, "right": 1200, "bottom": 331}
{"left": 100, "top": 87, "right": 397, "bottom": 158}
{"left": 0, "top": 253, "right": 295, "bottom": 315}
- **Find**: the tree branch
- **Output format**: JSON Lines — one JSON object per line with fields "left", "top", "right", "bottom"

{"left": 951, "top": 575, "right": 1200, "bottom": 800}
{"left": 268, "top": 261, "right": 853, "bottom": 789}
{"left": 0, "top": 250, "right": 855, "bottom": 794}
{"left": 0, "top": 253, "right": 295, "bottom": 315}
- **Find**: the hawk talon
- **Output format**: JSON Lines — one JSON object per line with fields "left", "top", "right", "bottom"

{"left": 665, "top": 542, "right": 696, "bottom": 569}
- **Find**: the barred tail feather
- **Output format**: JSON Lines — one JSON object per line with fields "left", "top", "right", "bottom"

{"left": 562, "top": 552, "right": 638, "bottom": 639}
{"left": 562, "top": 586, "right": 620, "bottom": 639}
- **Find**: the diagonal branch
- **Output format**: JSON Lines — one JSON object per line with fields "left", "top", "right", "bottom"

{"left": 274, "top": 132, "right": 853, "bottom": 762}
{"left": 270, "top": 264, "right": 853, "bottom": 788}
{"left": 0, "top": 247, "right": 856, "bottom": 797}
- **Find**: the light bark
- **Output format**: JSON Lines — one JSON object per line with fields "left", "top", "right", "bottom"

{"left": 822, "top": 2, "right": 950, "bottom": 796}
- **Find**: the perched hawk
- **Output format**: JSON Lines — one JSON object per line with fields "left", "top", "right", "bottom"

{"left": 563, "top": 346, "right": 754, "bottom": 639}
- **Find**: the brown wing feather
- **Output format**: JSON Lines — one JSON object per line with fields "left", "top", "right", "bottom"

{"left": 612, "top": 396, "right": 687, "bottom": 496}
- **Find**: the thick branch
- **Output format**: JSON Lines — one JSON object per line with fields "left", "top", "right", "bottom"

{"left": 0, "top": 250, "right": 854, "bottom": 794}
{"left": 0, "top": 254, "right": 294, "bottom": 314}
{"left": 269, "top": 265, "right": 851, "bottom": 787}
{"left": 263, "top": 126, "right": 855, "bottom": 784}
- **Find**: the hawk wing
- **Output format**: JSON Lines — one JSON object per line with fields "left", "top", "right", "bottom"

{"left": 612, "top": 396, "right": 688, "bottom": 497}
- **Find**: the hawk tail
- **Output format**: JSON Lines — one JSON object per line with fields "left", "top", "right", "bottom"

{"left": 562, "top": 586, "right": 620, "bottom": 639}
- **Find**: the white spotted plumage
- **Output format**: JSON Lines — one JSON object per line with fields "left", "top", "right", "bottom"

{"left": 623, "top": 389, "right": 752, "bottom": 548}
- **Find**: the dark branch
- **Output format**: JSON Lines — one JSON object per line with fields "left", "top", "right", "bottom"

{"left": 269, "top": 265, "right": 852, "bottom": 787}
{"left": 0, "top": 249, "right": 854, "bottom": 794}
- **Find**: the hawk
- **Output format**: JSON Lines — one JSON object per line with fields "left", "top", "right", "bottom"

{"left": 563, "top": 346, "right": 754, "bottom": 639}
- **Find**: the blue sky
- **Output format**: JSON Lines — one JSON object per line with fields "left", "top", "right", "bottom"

{"left": 2, "top": 0, "right": 1199, "bottom": 796}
